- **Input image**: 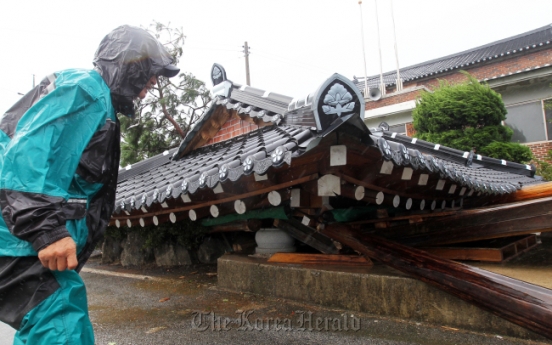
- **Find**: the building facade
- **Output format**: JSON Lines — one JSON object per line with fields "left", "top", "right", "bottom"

{"left": 355, "top": 24, "right": 552, "bottom": 160}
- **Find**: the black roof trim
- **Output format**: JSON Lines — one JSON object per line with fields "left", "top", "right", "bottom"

{"left": 354, "top": 24, "right": 552, "bottom": 88}
{"left": 381, "top": 131, "right": 535, "bottom": 177}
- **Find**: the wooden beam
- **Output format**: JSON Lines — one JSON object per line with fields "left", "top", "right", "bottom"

{"left": 384, "top": 196, "right": 552, "bottom": 246}
{"left": 274, "top": 219, "right": 339, "bottom": 254}
{"left": 419, "top": 235, "right": 539, "bottom": 263}
{"left": 112, "top": 174, "right": 319, "bottom": 221}
{"left": 208, "top": 219, "right": 262, "bottom": 233}
{"left": 348, "top": 210, "right": 457, "bottom": 226}
{"left": 320, "top": 223, "right": 552, "bottom": 340}
{"left": 268, "top": 253, "right": 372, "bottom": 266}
{"left": 503, "top": 181, "right": 552, "bottom": 202}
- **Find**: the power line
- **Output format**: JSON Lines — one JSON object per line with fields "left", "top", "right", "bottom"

{"left": 253, "top": 51, "right": 328, "bottom": 73}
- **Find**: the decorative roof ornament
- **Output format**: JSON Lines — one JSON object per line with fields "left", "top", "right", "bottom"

{"left": 397, "top": 144, "right": 410, "bottom": 165}
{"left": 242, "top": 156, "right": 254, "bottom": 175}
{"left": 211, "top": 63, "right": 232, "bottom": 97}
{"left": 181, "top": 179, "right": 188, "bottom": 194}
{"left": 271, "top": 146, "right": 287, "bottom": 166}
{"left": 377, "top": 137, "right": 393, "bottom": 161}
{"left": 322, "top": 84, "right": 355, "bottom": 116}
{"left": 199, "top": 173, "right": 207, "bottom": 188}
{"left": 309, "top": 73, "right": 365, "bottom": 132}
{"left": 211, "top": 63, "right": 227, "bottom": 86}
{"left": 219, "top": 164, "right": 229, "bottom": 182}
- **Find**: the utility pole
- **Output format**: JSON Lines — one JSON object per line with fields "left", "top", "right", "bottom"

{"left": 243, "top": 41, "right": 251, "bottom": 86}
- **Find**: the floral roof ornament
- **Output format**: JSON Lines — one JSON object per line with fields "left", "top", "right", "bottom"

{"left": 322, "top": 83, "right": 355, "bottom": 116}
{"left": 309, "top": 73, "right": 365, "bottom": 132}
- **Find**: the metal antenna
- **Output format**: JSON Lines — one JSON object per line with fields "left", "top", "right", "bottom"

{"left": 374, "top": 0, "right": 385, "bottom": 95}
{"left": 390, "top": 0, "right": 403, "bottom": 91}
{"left": 358, "top": 1, "right": 369, "bottom": 97}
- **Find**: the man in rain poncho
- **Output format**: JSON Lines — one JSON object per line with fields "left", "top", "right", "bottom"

{"left": 0, "top": 25, "right": 179, "bottom": 344}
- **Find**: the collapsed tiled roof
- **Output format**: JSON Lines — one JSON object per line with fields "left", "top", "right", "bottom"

{"left": 114, "top": 120, "right": 540, "bottom": 215}
{"left": 115, "top": 124, "right": 313, "bottom": 214}
{"left": 112, "top": 68, "right": 543, "bottom": 224}
{"left": 354, "top": 24, "right": 552, "bottom": 89}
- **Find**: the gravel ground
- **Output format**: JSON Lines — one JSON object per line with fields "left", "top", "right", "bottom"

{"left": 83, "top": 259, "right": 549, "bottom": 345}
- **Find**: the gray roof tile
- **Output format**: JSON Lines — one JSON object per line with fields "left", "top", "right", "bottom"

{"left": 354, "top": 24, "right": 552, "bottom": 88}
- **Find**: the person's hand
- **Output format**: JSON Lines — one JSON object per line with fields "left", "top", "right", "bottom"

{"left": 38, "top": 237, "right": 78, "bottom": 271}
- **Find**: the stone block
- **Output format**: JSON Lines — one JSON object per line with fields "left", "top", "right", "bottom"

{"left": 120, "top": 232, "right": 154, "bottom": 266}
{"left": 101, "top": 235, "right": 123, "bottom": 264}
{"left": 217, "top": 255, "right": 548, "bottom": 342}
{"left": 154, "top": 243, "right": 192, "bottom": 266}
{"left": 197, "top": 236, "right": 228, "bottom": 264}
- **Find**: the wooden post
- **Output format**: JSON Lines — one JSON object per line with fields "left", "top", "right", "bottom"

{"left": 210, "top": 205, "right": 220, "bottom": 218}
{"left": 274, "top": 219, "right": 339, "bottom": 254}
{"left": 189, "top": 208, "right": 211, "bottom": 221}
{"left": 383, "top": 194, "right": 400, "bottom": 208}
{"left": 268, "top": 190, "right": 290, "bottom": 206}
{"left": 320, "top": 223, "right": 552, "bottom": 340}
{"left": 341, "top": 184, "right": 384, "bottom": 204}
{"left": 153, "top": 214, "right": 169, "bottom": 226}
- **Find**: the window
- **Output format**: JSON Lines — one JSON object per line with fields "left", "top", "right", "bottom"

{"left": 545, "top": 99, "right": 552, "bottom": 141}
{"left": 504, "top": 101, "right": 548, "bottom": 143}
{"left": 388, "top": 123, "right": 406, "bottom": 135}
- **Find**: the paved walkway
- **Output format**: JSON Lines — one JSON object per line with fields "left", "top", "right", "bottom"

{"left": 1, "top": 235, "right": 551, "bottom": 344}
{"left": 84, "top": 259, "right": 546, "bottom": 345}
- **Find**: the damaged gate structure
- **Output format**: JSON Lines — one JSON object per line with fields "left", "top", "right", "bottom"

{"left": 111, "top": 64, "right": 552, "bottom": 340}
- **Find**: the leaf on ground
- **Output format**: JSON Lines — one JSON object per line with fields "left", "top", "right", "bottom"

{"left": 206, "top": 272, "right": 217, "bottom": 276}
{"left": 146, "top": 326, "right": 167, "bottom": 334}
{"left": 191, "top": 271, "right": 198, "bottom": 275}
{"left": 159, "top": 297, "right": 170, "bottom": 302}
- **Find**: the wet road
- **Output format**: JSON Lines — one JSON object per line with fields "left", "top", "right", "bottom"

{"left": 84, "top": 260, "right": 545, "bottom": 345}
{"left": 0, "top": 258, "right": 549, "bottom": 344}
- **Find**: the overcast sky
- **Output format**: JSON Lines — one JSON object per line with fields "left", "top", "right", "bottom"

{"left": 1, "top": 0, "right": 551, "bottom": 113}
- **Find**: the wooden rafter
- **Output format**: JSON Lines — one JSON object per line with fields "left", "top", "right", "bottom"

{"left": 320, "top": 223, "right": 552, "bottom": 340}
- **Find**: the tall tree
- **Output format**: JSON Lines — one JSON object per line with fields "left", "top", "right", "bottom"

{"left": 119, "top": 21, "right": 211, "bottom": 167}
{"left": 412, "top": 72, "right": 532, "bottom": 163}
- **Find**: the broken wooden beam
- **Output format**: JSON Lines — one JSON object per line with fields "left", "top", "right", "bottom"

{"left": 268, "top": 253, "right": 372, "bottom": 266}
{"left": 383, "top": 196, "right": 552, "bottom": 246}
{"left": 274, "top": 219, "right": 339, "bottom": 254}
{"left": 419, "top": 235, "right": 539, "bottom": 262}
{"left": 320, "top": 223, "right": 552, "bottom": 340}
{"left": 208, "top": 219, "right": 262, "bottom": 233}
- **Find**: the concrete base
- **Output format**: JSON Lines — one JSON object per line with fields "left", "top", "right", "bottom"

{"left": 218, "top": 254, "right": 546, "bottom": 341}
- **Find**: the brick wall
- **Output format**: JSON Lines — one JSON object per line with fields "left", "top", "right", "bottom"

{"left": 203, "top": 115, "right": 259, "bottom": 146}
{"left": 365, "top": 89, "right": 420, "bottom": 110}
{"left": 526, "top": 141, "right": 552, "bottom": 161}
{"left": 408, "top": 49, "right": 552, "bottom": 90}
{"left": 367, "top": 49, "right": 552, "bottom": 109}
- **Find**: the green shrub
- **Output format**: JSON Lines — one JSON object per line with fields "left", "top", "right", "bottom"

{"left": 535, "top": 150, "right": 552, "bottom": 181}
{"left": 413, "top": 72, "right": 532, "bottom": 163}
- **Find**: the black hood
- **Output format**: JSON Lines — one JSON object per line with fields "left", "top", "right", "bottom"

{"left": 93, "top": 25, "right": 180, "bottom": 116}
